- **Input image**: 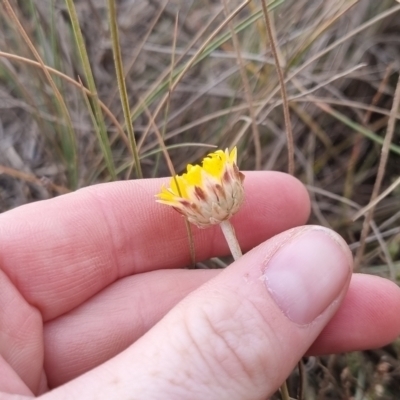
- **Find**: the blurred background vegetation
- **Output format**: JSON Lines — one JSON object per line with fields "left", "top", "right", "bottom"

{"left": 0, "top": 0, "right": 400, "bottom": 398}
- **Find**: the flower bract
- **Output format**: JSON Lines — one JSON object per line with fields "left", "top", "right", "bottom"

{"left": 156, "top": 147, "right": 245, "bottom": 228}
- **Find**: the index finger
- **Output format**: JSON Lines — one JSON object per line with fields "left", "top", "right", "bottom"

{"left": 0, "top": 171, "right": 309, "bottom": 320}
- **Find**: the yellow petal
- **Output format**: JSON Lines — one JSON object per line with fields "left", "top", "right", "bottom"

{"left": 171, "top": 175, "right": 188, "bottom": 198}
{"left": 156, "top": 186, "right": 176, "bottom": 202}
{"left": 184, "top": 164, "right": 203, "bottom": 186}
{"left": 202, "top": 150, "right": 225, "bottom": 178}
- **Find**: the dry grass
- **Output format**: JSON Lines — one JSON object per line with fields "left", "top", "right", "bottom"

{"left": 1, "top": 0, "right": 400, "bottom": 398}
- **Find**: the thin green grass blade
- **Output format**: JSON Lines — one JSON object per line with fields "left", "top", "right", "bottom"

{"left": 4, "top": 0, "right": 78, "bottom": 189}
{"left": 29, "top": 0, "right": 75, "bottom": 179}
{"left": 49, "top": 0, "right": 63, "bottom": 80}
{"left": 131, "top": 0, "right": 285, "bottom": 121}
{"left": 319, "top": 105, "right": 400, "bottom": 156}
{"left": 65, "top": 0, "right": 117, "bottom": 180}
{"left": 106, "top": 0, "right": 142, "bottom": 178}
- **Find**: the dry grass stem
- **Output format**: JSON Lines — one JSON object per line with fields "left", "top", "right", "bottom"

{"left": 259, "top": 0, "right": 294, "bottom": 175}
{"left": 354, "top": 75, "right": 400, "bottom": 270}
{"left": 353, "top": 176, "right": 400, "bottom": 222}
{"left": 0, "top": 164, "right": 69, "bottom": 195}
{"left": 286, "top": 4, "right": 400, "bottom": 85}
{"left": 138, "top": 0, "right": 250, "bottom": 154}
{"left": 131, "top": 6, "right": 225, "bottom": 125}
{"left": 106, "top": 0, "right": 169, "bottom": 106}
{"left": 223, "top": 0, "right": 261, "bottom": 169}
{"left": 344, "top": 63, "right": 394, "bottom": 200}
{"left": 3, "top": 0, "right": 78, "bottom": 187}
{"left": 141, "top": 103, "right": 195, "bottom": 267}
{"left": 0, "top": 50, "right": 130, "bottom": 147}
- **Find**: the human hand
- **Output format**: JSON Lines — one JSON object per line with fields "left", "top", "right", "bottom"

{"left": 1, "top": 172, "right": 399, "bottom": 399}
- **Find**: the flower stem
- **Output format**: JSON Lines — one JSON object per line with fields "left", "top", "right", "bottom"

{"left": 220, "top": 220, "right": 242, "bottom": 261}
{"left": 280, "top": 381, "right": 291, "bottom": 400}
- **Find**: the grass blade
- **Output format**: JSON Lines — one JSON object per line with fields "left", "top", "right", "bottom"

{"left": 130, "top": 0, "right": 285, "bottom": 121}
{"left": 65, "top": 0, "right": 117, "bottom": 180}
{"left": 317, "top": 103, "right": 400, "bottom": 156}
{"left": 4, "top": 0, "right": 78, "bottom": 188}
{"left": 106, "top": 0, "right": 142, "bottom": 178}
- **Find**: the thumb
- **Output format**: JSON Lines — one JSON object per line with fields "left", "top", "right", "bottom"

{"left": 43, "top": 226, "right": 352, "bottom": 400}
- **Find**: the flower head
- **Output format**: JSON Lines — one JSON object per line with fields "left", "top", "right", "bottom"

{"left": 156, "top": 147, "right": 245, "bottom": 228}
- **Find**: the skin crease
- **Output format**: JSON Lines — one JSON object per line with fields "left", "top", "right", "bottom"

{"left": 0, "top": 171, "right": 399, "bottom": 398}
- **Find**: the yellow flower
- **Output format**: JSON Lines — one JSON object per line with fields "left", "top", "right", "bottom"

{"left": 156, "top": 147, "right": 245, "bottom": 228}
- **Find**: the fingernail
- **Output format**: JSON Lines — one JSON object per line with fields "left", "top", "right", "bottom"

{"left": 263, "top": 227, "right": 352, "bottom": 325}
